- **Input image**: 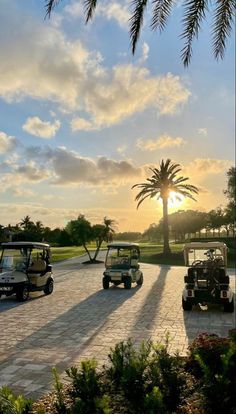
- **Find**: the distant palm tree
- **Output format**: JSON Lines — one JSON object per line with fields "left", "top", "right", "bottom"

{"left": 45, "top": 0, "right": 235, "bottom": 66}
{"left": 20, "top": 215, "right": 34, "bottom": 231}
{"left": 132, "top": 159, "right": 198, "bottom": 254}
{"left": 103, "top": 216, "right": 116, "bottom": 242}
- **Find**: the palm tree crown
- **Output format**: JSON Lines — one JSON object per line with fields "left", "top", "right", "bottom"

{"left": 132, "top": 159, "right": 199, "bottom": 253}
{"left": 45, "top": 0, "right": 235, "bottom": 66}
{"left": 133, "top": 159, "right": 198, "bottom": 208}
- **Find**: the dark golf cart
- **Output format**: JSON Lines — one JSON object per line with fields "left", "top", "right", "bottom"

{"left": 182, "top": 242, "right": 234, "bottom": 312}
{"left": 103, "top": 242, "right": 143, "bottom": 289}
{"left": 0, "top": 241, "right": 54, "bottom": 301}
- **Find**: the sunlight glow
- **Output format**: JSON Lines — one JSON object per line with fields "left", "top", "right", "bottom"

{"left": 168, "top": 191, "right": 184, "bottom": 209}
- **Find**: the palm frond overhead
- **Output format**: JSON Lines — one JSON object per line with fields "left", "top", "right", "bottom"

{"left": 151, "top": 0, "right": 174, "bottom": 31}
{"left": 181, "top": 0, "right": 209, "bottom": 67}
{"left": 45, "top": 0, "right": 235, "bottom": 65}
{"left": 45, "top": 0, "right": 60, "bottom": 17}
{"left": 212, "top": 0, "right": 235, "bottom": 59}
{"left": 84, "top": 0, "right": 98, "bottom": 23}
{"left": 130, "top": 0, "right": 148, "bottom": 54}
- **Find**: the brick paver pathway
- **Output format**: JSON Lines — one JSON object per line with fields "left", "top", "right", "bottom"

{"left": 0, "top": 256, "right": 235, "bottom": 398}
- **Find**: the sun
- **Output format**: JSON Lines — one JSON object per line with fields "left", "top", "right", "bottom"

{"left": 168, "top": 191, "right": 184, "bottom": 209}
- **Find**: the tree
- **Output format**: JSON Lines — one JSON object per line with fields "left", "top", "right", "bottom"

{"left": 224, "top": 167, "right": 236, "bottom": 228}
{"left": 45, "top": 0, "right": 235, "bottom": 66}
{"left": 19, "top": 215, "right": 34, "bottom": 231}
{"left": 65, "top": 215, "right": 108, "bottom": 262}
{"left": 132, "top": 159, "right": 198, "bottom": 254}
{"left": 207, "top": 207, "right": 225, "bottom": 237}
{"left": 103, "top": 216, "right": 117, "bottom": 242}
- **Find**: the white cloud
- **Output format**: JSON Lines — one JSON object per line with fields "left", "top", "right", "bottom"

{"left": 117, "top": 145, "right": 127, "bottom": 154}
{"left": 71, "top": 117, "right": 97, "bottom": 131}
{"left": 197, "top": 128, "right": 208, "bottom": 136}
{"left": 0, "top": 9, "right": 191, "bottom": 129}
{"left": 137, "top": 134, "right": 186, "bottom": 151}
{"left": 22, "top": 117, "right": 61, "bottom": 138}
{"left": 97, "top": 1, "right": 130, "bottom": 29}
{"left": 0, "top": 131, "right": 18, "bottom": 154}
{"left": 138, "top": 42, "right": 150, "bottom": 64}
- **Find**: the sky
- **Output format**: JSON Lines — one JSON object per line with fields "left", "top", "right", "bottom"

{"left": 0, "top": 0, "right": 235, "bottom": 232}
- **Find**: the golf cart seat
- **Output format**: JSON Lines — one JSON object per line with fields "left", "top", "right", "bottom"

{"left": 28, "top": 259, "right": 47, "bottom": 273}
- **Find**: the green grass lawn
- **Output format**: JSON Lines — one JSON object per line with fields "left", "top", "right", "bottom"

{"left": 51, "top": 242, "right": 235, "bottom": 268}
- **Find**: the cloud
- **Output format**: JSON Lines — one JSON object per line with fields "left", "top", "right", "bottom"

{"left": 12, "top": 188, "right": 36, "bottom": 198}
{"left": 51, "top": 148, "right": 142, "bottom": 185}
{"left": 0, "top": 160, "right": 51, "bottom": 193}
{"left": 197, "top": 128, "right": 208, "bottom": 136}
{"left": 0, "top": 131, "right": 18, "bottom": 154}
{"left": 138, "top": 42, "right": 150, "bottom": 64}
{"left": 71, "top": 117, "right": 97, "bottom": 131}
{"left": 137, "top": 134, "right": 186, "bottom": 151}
{"left": 185, "top": 158, "right": 231, "bottom": 176}
{"left": 22, "top": 117, "right": 61, "bottom": 138}
{"left": 0, "top": 8, "right": 191, "bottom": 129}
{"left": 97, "top": 1, "right": 130, "bottom": 29}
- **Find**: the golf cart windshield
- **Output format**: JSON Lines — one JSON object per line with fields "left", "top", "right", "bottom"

{"left": 184, "top": 242, "right": 227, "bottom": 267}
{"left": 106, "top": 246, "right": 140, "bottom": 269}
{"left": 0, "top": 248, "right": 30, "bottom": 272}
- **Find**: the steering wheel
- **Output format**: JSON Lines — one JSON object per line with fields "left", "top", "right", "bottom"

{"left": 192, "top": 260, "right": 204, "bottom": 266}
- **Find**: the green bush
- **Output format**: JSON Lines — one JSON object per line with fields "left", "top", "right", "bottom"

{"left": 107, "top": 337, "right": 189, "bottom": 413}
{"left": 66, "top": 360, "right": 110, "bottom": 414}
{"left": 0, "top": 386, "right": 33, "bottom": 414}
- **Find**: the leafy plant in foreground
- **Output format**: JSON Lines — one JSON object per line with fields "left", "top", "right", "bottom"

{"left": 0, "top": 386, "right": 33, "bottom": 414}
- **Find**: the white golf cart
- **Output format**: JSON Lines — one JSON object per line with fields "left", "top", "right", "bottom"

{"left": 182, "top": 242, "right": 234, "bottom": 312}
{"left": 103, "top": 242, "right": 143, "bottom": 289}
{"left": 0, "top": 242, "right": 54, "bottom": 301}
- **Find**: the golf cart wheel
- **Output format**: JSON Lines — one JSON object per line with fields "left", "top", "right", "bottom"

{"left": 136, "top": 273, "right": 143, "bottom": 286}
{"left": 44, "top": 278, "right": 54, "bottom": 295}
{"left": 124, "top": 277, "right": 132, "bottom": 289}
{"left": 182, "top": 297, "right": 192, "bottom": 311}
{"left": 103, "top": 277, "right": 109, "bottom": 289}
{"left": 223, "top": 300, "right": 234, "bottom": 313}
{"left": 16, "top": 286, "right": 29, "bottom": 302}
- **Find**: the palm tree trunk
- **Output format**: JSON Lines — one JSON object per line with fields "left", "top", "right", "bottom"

{"left": 162, "top": 197, "right": 171, "bottom": 255}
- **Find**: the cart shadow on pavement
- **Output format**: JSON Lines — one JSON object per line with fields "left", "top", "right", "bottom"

{"left": 127, "top": 266, "right": 171, "bottom": 342}
{"left": 0, "top": 286, "right": 139, "bottom": 394}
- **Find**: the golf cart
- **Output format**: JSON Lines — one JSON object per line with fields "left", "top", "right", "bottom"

{"left": 182, "top": 242, "right": 234, "bottom": 312}
{"left": 0, "top": 242, "right": 54, "bottom": 301}
{"left": 103, "top": 242, "right": 143, "bottom": 289}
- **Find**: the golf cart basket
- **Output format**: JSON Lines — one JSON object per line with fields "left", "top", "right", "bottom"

{"left": 182, "top": 242, "right": 234, "bottom": 312}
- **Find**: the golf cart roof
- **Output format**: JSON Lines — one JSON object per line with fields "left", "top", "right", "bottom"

{"left": 1, "top": 242, "right": 50, "bottom": 250}
{"left": 107, "top": 242, "right": 140, "bottom": 249}
{"left": 184, "top": 242, "right": 227, "bottom": 250}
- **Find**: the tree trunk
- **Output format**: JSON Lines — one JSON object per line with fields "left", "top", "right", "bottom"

{"left": 162, "top": 197, "right": 171, "bottom": 255}
{"left": 93, "top": 239, "right": 103, "bottom": 261}
{"left": 83, "top": 243, "right": 93, "bottom": 262}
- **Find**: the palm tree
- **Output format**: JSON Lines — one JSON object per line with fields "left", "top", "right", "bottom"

{"left": 45, "top": 0, "right": 235, "bottom": 66}
{"left": 20, "top": 215, "right": 34, "bottom": 231}
{"left": 103, "top": 216, "right": 117, "bottom": 242}
{"left": 132, "top": 159, "right": 198, "bottom": 254}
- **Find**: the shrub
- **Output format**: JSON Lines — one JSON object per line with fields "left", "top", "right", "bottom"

{"left": 187, "top": 332, "right": 230, "bottom": 376}
{"left": 66, "top": 359, "right": 110, "bottom": 414}
{"left": 107, "top": 339, "right": 152, "bottom": 410}
{"left": 0, "top": 386, "right": 33, "bottom": 414}
{"left": 187, "top": 332, "right": 236, "bottom": 414}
